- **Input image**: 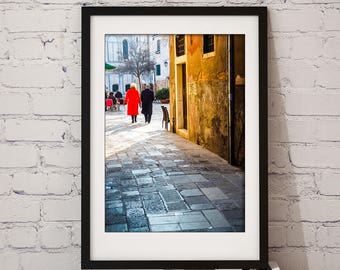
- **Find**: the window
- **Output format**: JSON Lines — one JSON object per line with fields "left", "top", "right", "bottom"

{"left": 176, "top": 35, "right": 185, "bottom": 57}
{"left": 107, "top": 41, "right": 114, "bottom": 62}
{"left": 125, "top": 84, "right": 130, "bottom": 91}
{"left": 203, "top": 35, "right": 215, "bottom": 54}
{"left": 156, "top": 40, "right": 160, "bottom": 53}
{"left": 156, "top": 64, "right": 161, "bottom": 76}
{"left": 112, "top": 84, "right": 119, "bottom": 92}
{"left": 122, "top": 39, "right": 128, "bottom": 60}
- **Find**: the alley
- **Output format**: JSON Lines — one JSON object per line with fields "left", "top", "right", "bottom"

{"left": 105, "top": 103, "right": 245, "bottom": 232}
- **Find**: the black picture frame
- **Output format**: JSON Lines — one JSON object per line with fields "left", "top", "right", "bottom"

{"left": 82, "top": 6, "right": 268, "bottom": 269}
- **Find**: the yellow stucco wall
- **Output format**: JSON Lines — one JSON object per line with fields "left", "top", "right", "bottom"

{"left": 169, "top": 35, "right": 230, "bottom": 161}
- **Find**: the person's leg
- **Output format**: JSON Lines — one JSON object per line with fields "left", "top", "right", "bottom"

{"left": 134, "top": 115, "right": 137, "bottom": 122}
{"left": 144, "top": 114, "right": 147, "bottom": 123}
{"left": 148, "top": 114, "right": 152, "bottom": 123}
{"left": 131, "top": 116, "right": 134, "bottom": 123}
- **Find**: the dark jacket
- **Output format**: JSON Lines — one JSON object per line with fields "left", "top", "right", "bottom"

{"left": 115, "top": 91, "right": 123, "bottom": 99}
{"left": 141, "top": 88, "right": 154, "bottom": 115}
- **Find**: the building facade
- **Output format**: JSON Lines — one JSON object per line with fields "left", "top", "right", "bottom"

{"left": 169, "top": 34, "right": 245, "bottom": 165}
{"left": 105, "top": 35, "right": 169, "bottom": 95}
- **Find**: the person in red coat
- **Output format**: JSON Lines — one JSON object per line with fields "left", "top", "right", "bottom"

{"left": 125, "top": 83, "right": 141, "bottom": 123}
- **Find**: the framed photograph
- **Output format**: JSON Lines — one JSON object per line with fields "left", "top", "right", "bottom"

{"left": 82, "top": 6, "right": 268, "bottom": 269}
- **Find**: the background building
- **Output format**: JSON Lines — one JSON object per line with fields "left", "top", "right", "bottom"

{"left": 105, "top": 35, "right": 169, "bottom": 95}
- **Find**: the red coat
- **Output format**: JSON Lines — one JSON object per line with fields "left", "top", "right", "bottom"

{"left": 125, "top": 88, "right": 140, "bottom": 116}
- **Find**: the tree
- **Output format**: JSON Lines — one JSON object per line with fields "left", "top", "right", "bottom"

{"left": 118, "top": 40, "right": 155, "bottom": 91}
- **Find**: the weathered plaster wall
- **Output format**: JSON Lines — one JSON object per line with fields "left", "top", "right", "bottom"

{"left": 0, "top": 1, "right": 340, "bottom": 269}
{"left": 170, "top": 35, "right": 230, "bottom": 160}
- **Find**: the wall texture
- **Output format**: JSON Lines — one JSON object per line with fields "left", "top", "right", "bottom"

{"left": 0, "top": 0, "right": 339, "bottom": 269}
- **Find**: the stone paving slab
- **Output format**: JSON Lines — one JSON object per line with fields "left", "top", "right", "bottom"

{"left": 106, "top": 224, "right": 128, "bottom": 232}
{"left": 166, "top": 201, "right": 189, "bottom": 212}
{"left": 159, "top": 190, "right": 183, "bottom": 203}
{"left": 180, "top": 189, "right": 203, "bottom": 197}
{"left": 150, "top": 224, "right": 181, "bottom": 232}
{"left": 148, "top": 212, "right": 207, "bottom": 225}
{"left": 105, "top": 104, "right": 244, "bottom": 232}
{"left": 136, "top": 177, "right": 153, "bottom": 185}
{"left": 201, "top": 187, "right": 229, "bottom": 201}
{"left": 203, "top": 209, "right": 231, "bottom": 228}
{"left": 180, "top": 221, "right": 211, "bottom": 230}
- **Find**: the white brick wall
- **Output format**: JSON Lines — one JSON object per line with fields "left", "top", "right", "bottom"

{"left": 0, "top": 1, "right": 339, "bottom": 270}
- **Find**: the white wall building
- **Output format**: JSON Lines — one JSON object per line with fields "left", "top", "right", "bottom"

{"left": 105, "top": 34, "right": 169, "bottom": 95}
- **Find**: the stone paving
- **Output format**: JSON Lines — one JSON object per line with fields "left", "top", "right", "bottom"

{"left": 105, "top": 103, "right": 245, "bottom": 232}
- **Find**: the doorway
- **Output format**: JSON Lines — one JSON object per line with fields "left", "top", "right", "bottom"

{"left": 176, "top": 63, "right": 188, "bottom": 132}
{"left": 229, "top": 35, "right": 245, "bottom": 168}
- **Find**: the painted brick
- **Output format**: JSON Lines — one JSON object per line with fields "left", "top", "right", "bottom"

{"left": 71, "top": 222, "right": 81, "bottom": 246}
{"left": 270, "top": 9, "right": 322, "bottom": 32}
{"left": 290, "top": 146, "right": 340, "bottom": 168}
{"left": 37, "top": 0, "right": 83, "bottom": 5}
{"left": 0, "top": 254, "right": 20, "bottom": 270}
{"left": 268, "top": 37, "right": 290, "bottom": 59}
{"left": 40, "top": 225, "right": 70, "bottom": 248}
{"left": 268, "top": 64, "right": 316, "bottom": 88}
{"left": 269, "top": 200, "right": 289, "bottom": 222}
{"left": 0, "top": 230, "right": 6, "bottom": 249}
{"left": 269, "top": 226, "right": 283, "bottom": 248}
{"left": 268, "top": 93, "right": 285, "bottom": 116}
{"left": 70, "top": 121, "right": 81, "bottom": 141}
{"left": 74, "top": 175, "right": 81, "bottom": 193}
{"left": 65, "top": 65, "right": 81, "bottom": 87}
{"left": 0, "top": 94, "right": 30, "bottom": 115}
{"left": 1, "top": 64, "right": 63, "bottom": 88}
{"left": 4, "top": 10, "right": 66, "bottom": 32}
{"left": 317, "top": 63, "right": 340, "bottom": 88}
{"left": 317, "top": 226, "right": 340, "bottom": 248}
{"left": 44, "top": 37, "right": 75, "bottom": 60}
{"left": 324, "top": 253, "right": 340, "bottom": 270}
{"left": 317, "top": 172, "right": 340, "bottom": 196}
{"left": 0, "top": 145, "right": 37, "bottom": 168}
{"left": 20, "top": 252, "right": 79, "bottom": 270}
{"left": 316, "top": 119, "right": 340, "bottom": 141}
{"left": 0, "top": 199, "right": 40, "bottom": 222}
{"left": 269, "top": 145, "right": 290, "bottom": 168}
{"left": 12, "top": 38, "right": 44, "bottom": 59}
{"left": 324, "top": 37, "right": 340, "bottom": 59}
{"left": 42, "top": 197, "right": 80, "bottom": 221}
{"left": 287, "top": 224, "right": 316, "bottom": 247}
{"left": 32, "top": 94, "right": 80, "bottom": 116}
{"left": 269, "top": 252, "right": 324, "bottom": 270}
{"left": 7, "top": 227, "right": 37, "bottom": 248}
{"left": 47, "top": 173, "right": 73, "bottom": 195}
{"left": 269, "top": 174, "right": 316, "bottom": 198}
{"left": 324, "top": 9, "right": 340, "bottom": 31}
{"left": 268, "top": 119, "right": 316, "bottom": 143}
{"left": 286, "top": 94, "right": 340, "bottom": 115}
{"left": 5, "top": 119, "right": 67, "bottom": 142}
{"left": 291, "top": 36, "right": 322, "bottom": 59}
{"left": 0, "top": 174, "right": 11, "bottom": 195}
{"left": 67, "top": 6, "right": 81, "bottom": 33}
{"left": 0, "top": 34, "right": 9, "bottom": 59}
{"left": 40, "top": 146, "right": 80, "bottom": 168}
{"left": 291, "top": 200, "right": 340, "bottom": 222}
{"left": 13, "top": 173, "right": 47, "bottom": 195}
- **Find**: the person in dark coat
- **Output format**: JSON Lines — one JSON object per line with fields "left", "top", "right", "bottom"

{"left": 141, "top": 84, "right": 154, "bottom": 124}
{"left": 125, "top": 83, "right": 141, "bottom": 123}
{"left": 115, "top": 89, "right": 123, "bottom": 104}
{"left": 109, "top": 92, "right": 117, "bottom": 105}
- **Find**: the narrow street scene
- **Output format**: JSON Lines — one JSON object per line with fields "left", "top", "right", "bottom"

{"left": 105, "top": 34, "right": 245, "bottom": 233}
{"left": 105, "top": 104, "right": 245, "bottom": 232}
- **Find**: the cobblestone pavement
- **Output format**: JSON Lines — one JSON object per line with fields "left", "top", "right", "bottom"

{"left": 105, "top": 103, "right": 245, "bottom": 232}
